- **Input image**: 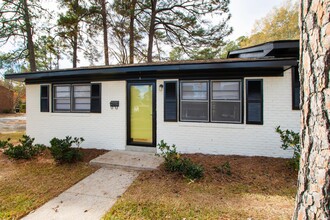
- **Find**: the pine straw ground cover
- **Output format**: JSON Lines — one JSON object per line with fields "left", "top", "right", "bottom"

{"left": 0, "top": 133, "right": 108, "bottom": 219}
{"left": 104, "top": 154, "right": 298, "bottom": 220}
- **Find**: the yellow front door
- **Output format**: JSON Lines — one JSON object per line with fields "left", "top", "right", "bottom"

{"left": 129, "top": 83, "right": 154, "bottom": 145}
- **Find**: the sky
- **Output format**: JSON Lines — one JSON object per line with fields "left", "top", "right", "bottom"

{"left": 228, "top": 0, "right": 296, "bottom": 40}
{"left": 0, "top": 0, "right": 297, "bottom": 71}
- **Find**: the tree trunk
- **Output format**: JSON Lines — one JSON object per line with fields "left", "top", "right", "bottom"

{"left": 72, "top": 31, "right": 78, "bottom": 68}
{"left": 147, "top": 0, "right": 157, "bottom": 63}
{"left": 22, "top": 0, "right": 36, "bottom": 72}
{"left": 72, "top": 0, "right": 79, "bottom": 68}
{"left": 129, "top": 0, "right": 137, "bottom": 64}
{"left": 101, "top": 0, "right": 109, "bottom": 66}
{"left": 293, "top": 1, "right": 330, "bottom": 219}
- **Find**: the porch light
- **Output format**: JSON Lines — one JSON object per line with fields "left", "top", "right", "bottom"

{"left": 159, "top": 84, "right": 164, "bottom": 91}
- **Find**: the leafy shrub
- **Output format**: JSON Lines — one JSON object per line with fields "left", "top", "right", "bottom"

{"left": 3, "top": 135, "right": 46, "bottom": 159}
{"left": 49, "top": 136, "right": 84, "bottom": 163}
{"left": 275, "top": 126, "right": 301, "bottom": 170}
{"left": 158, "top": 140, "right": 204, "bottom": 180}
{"left": 214, "top": 161, "right": 232, "bottom": 176}
{"left": 0, "top": 138, "right": 11, "bottom": 149}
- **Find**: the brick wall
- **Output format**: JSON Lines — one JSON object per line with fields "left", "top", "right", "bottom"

{"left": 0, "top": 85, "right": 14, "bottom": 112}
{"left": 26, "top": 68, "right": 300, "bottom": 158}
{"left": 156, "top": 68, "right": 300, "bottom": 158}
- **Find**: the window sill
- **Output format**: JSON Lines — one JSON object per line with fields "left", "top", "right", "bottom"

{"left": 177, "top": 121, "right": 245, "bottom": 129}
{"left": 50, "top": 113, "right": 92, "bottom": 117}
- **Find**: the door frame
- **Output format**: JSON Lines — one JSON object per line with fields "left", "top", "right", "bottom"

{"left": 127, "top": 81, "right": 156, "bottom": 147}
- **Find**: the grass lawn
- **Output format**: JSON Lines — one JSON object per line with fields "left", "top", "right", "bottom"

{"left": 0, "top": 132, "right": 107, "bottom": 220}
{"left": 0, "top": 132, "right": 25, "bottom": 144}
{"left": 104, "top": 154, "right": 298, "bottom": 220}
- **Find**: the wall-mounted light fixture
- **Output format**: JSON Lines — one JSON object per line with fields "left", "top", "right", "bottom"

{"left": 159, "top": 84, "right": 164, "bottom": 91}
{"left": 110, "top": 101, "right": 119, "bottom": 110}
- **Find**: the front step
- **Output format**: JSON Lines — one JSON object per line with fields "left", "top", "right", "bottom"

{"left": 90, "top": 150, "right": 164, "bottom": 171}
{"left": 125, "top": 145, "right": 157, "bottom": 153}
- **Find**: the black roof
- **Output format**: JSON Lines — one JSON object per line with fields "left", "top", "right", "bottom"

{"left": 5, "top": 40, "right": 299, "bottom": 84}
{"left": 227, "top": 40, "right": 299, "bottom": 59}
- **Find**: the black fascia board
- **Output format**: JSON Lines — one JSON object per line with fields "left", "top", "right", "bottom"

{"left": 228, "top": 40, "right": 299, "bottom": 58}
{"left": 5, "top": 58, "right": 297, "bottom": 83}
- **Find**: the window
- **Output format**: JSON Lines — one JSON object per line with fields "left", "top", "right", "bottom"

{"left": 72, "top": 85, "right": 91, "bottom": 111}
{"left": 40, "top": 85, "right": 49, "bottom": 112}
{"left": 53, "top": 84, "right": 101, "bottom": 113}
{"left": 211, "top": 81, "right": 242, "bottom": 123}
{"left": 164, "top": 81, "right": 177, "bottom": 121}
{"left": 246, "top": 80, "right": 263, "bottom": 124}
{"left": 180, "top": 81, "right": 209, "bottom": 121}
{"left": 54, "top": 85, "right": 71, "bottom": 112}
{"left": 292, "top": 66, "right": 300, "bottom": 110}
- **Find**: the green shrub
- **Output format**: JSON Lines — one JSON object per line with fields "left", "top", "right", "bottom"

{"left": 49, "top": 136, "right": 84, "bottom": 163}
{"left": 3, "top": 135, "right": 46, "bottom": 159}
{"left": 0, "top": 138, "right": 11, "bottom": 149}
{"left": 214, "top": 161, "right": 232, "bottom": 176}
{"left": 275, "top": 126, "right": 301, "bottom": 170}
{"left": 158, "top": 140, "right": 204, "bottom": 180}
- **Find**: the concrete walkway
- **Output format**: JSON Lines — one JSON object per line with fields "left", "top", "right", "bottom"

{"left": 22, "top": 150, "right": 163, "bottom": 220}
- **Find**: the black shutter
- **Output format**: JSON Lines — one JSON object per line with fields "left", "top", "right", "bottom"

{"left": 246, "top": 80, "right": 263, "bottom": 124}
{"left": 164, "top": 81, "right": 177, "bottom": 121}
{"left": 292, "top": 66, "right": 300, "bottom": 110}
{"left": 40, "top": 85, "right": 49, "bottom": 112}
{"left": 91, "top": 84, "right": 101, "bottom": 113}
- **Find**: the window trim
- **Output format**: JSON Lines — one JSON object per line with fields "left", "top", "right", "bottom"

{"left": 246, "top": 79, "right": 263, "bottom": 125}
{"left": 210, "top": 80, "right": 242, "bottom": 123}
{"left": 180, "top": 80, "right": 209, "bottom": 122}
{"left": 52, "top": 83, "right": 94, "bottom": 113}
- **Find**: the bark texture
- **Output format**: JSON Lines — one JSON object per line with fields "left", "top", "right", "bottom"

{"left": 293, "top": 1, "right": 330, "bottom": 219}
{"left": 101, "top": 0, "right": 109, "bottom": 66}
{"left": 129, "top": 0, "right": 137, "bottom": 64}
{"left": 22, "top": 0, "right": 36, "bottom": 72}
{"left": 147, "top": 0, "right": 157, "bottom": 63}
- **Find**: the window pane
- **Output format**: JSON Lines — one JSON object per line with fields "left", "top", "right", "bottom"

{"left": 55, "top": 86, "right": 70, "bottom": 98}
{"left": 74, "top": 103, "right": 90, "bottom": 110}
{"left": 74, "top": 85, "right": 91, "bottom": 98}
{"left": 213, "top": 91, "right": 240, "bottom": 100}
{"left": 73, "top": 98, "right": 90, "bottom": 110}
{"left": 212, "top": 101, "right": 241, "bottom": 122}
{"left": 182, "top": 82, "right": 207, "bottom": 92}
{"left": 212, "top": 81, "right": 240, "bottom": 100}
{"left": 181, "top": 102, "right": 208, "bottom": 121}
{"left": 213, "top": 81, "right": 239, "bottom": 91}
{"left": 55, "top": 99, "right": 70, "bottom": 110}
{"left": 55, "top": 86, "right": 70, "bottom": 92}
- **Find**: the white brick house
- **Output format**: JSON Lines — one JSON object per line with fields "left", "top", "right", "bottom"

{"left": 6, "top": 40, "right": 300, "bottom": 158}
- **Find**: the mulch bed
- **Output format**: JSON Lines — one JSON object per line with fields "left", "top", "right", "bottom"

{"left": 139, "top": 154, "right": 298, "bottom": 192}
